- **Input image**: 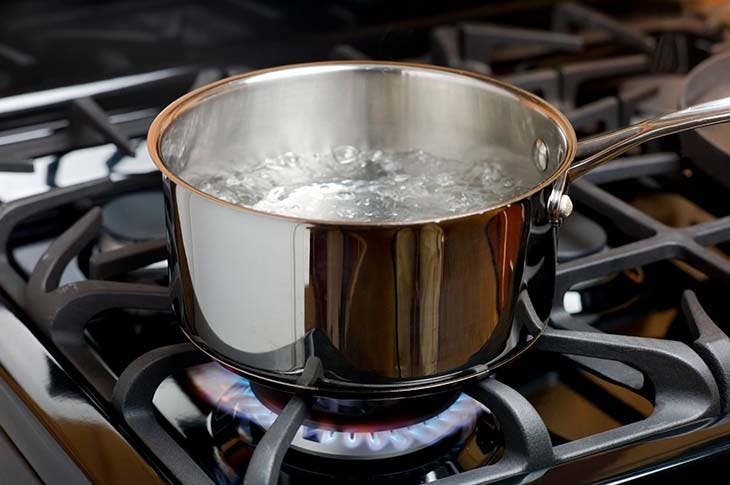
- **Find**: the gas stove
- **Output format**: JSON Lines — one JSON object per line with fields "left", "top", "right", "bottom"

{"left": 2, "top": 1, "right": 730, "bottom": 484}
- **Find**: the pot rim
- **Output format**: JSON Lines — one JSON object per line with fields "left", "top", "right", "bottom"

{"left": 147, "top": 60, "right": 578, "bottom": 227}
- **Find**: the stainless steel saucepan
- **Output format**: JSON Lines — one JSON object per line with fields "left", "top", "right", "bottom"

{"left": 148, "top": 62, "right": 730, "bottom": 397}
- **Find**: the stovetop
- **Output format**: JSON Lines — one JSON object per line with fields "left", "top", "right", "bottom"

{"left": 2, "top": 1, "right": 730, "bottom": 484}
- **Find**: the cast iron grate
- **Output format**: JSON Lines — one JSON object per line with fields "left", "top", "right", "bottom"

{"left": 0, "top": 3, "right": 729, "bottom": 482}
{"left": 0, "top": 148, "right": 729, "bottom": 483}
{"left": 0, "top": 67, "right": 239, "bottom": 175}
{"left": 1, "top": 1, "right": 719, "bottom": 176}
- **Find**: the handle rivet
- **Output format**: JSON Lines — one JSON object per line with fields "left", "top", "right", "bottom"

{"left": 533, "top": 138, "right": 548, "bottom": 171}
{"left": 558, "top": 194, "right": 573, "bottom": 218}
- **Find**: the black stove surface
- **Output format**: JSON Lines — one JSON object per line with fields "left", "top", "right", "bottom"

{"left": 2, "top": 1, "right": 730, "bottom": 484}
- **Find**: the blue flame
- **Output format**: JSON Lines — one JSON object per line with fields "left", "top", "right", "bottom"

{"left": 232, "top": 382, "right": 483, "bottom": 458}
{"left": 190, "top": 363, "right": 485, "bottom": 459}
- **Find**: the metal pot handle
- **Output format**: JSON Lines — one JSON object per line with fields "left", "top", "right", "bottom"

{"left": 548, "top": 96, "right": 730, "bottom": 224}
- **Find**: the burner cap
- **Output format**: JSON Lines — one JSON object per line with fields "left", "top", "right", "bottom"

{"left": 102, "top": 191, "right": 166, "bottom": 242}
{"left": 557, "top": 211, "right": 607, "bottom": 263}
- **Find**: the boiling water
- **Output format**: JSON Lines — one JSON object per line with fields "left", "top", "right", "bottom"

{"left": 186, "top": 146, "right": 539, "bottom": 223}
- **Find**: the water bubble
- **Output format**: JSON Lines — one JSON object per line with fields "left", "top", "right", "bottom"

{"left": 435, "top": 173, "right": 454, "bottom": 186}
{"left": 332, "top": 145, "right": 360, "bottom": 165}
{"left": 187, "top": 146, "right": 534, "bottom": 222}
{"left": 281, "top": 152, "right": 299, "bottom": 167}
{"left": 268, "top": 186, "right": 286, "bottom": 201}
{"left": 368, "top": 150, "right": 384, "bottom": 162}
{"left": 335, "top": 191, "right": 355, "bottom": 201}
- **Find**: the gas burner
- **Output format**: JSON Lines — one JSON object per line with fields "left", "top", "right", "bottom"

{"left": 251, "top": 383, "right": 462, "bottom": 432}
{"left": 557, "top": 211, "right": 607, "bottom": 263}
{"left": 209, "top": 379, "right": 487, "bottom": 462}
{"left": 100, "top": 190, "right": 165, "bottom": 250}
{"left": 184, "top": 364, "right": 496, "bottom": 467}
{"left": 560, "top": 267, "right": 644, "bottom": 317}
{"left": 557, "top": 211, "right": 643, "bottom": 316}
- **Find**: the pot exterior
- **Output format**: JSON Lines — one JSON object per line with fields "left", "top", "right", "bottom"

{"left": 164, "top": 177, "right": 556, "bottom": 396}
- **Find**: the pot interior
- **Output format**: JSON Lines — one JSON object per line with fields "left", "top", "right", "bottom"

{"left": 155, "top": 62, "right": 572, "bottom": 223}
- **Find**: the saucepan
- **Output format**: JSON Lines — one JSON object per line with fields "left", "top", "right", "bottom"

{"left": 148, "top": 62, "right": 730, "bottom": 397}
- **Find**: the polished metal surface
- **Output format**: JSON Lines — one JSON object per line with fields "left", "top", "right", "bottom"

{"left": 148, "top": 61, "right": 730, "bottom": 396}
{"left": 0, "top": 306, "right": 162, "bottom": 484}
{"left": 547, "top": 95, "right": 730, "bottom": 223}
{"left": 163, "top": 179, "right": 556, "bottom": 395}
{"left": 155, "top": 62, "right": 575, "bottom": 223}
{"left": 568, "top": 95, "right": 730, "bottom": 180}
{"left": 151, "top": 62, "right": 566, "bottom": 395}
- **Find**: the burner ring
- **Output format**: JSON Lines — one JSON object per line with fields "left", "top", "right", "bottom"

{"left": 211, "top": 380, "right": 486, "bottom": 460}
{"left": 101, "top": 191, "right": 166, "bottom": 244}
{"left": 251, "top": 382, "right": 462, "bottom": 432}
